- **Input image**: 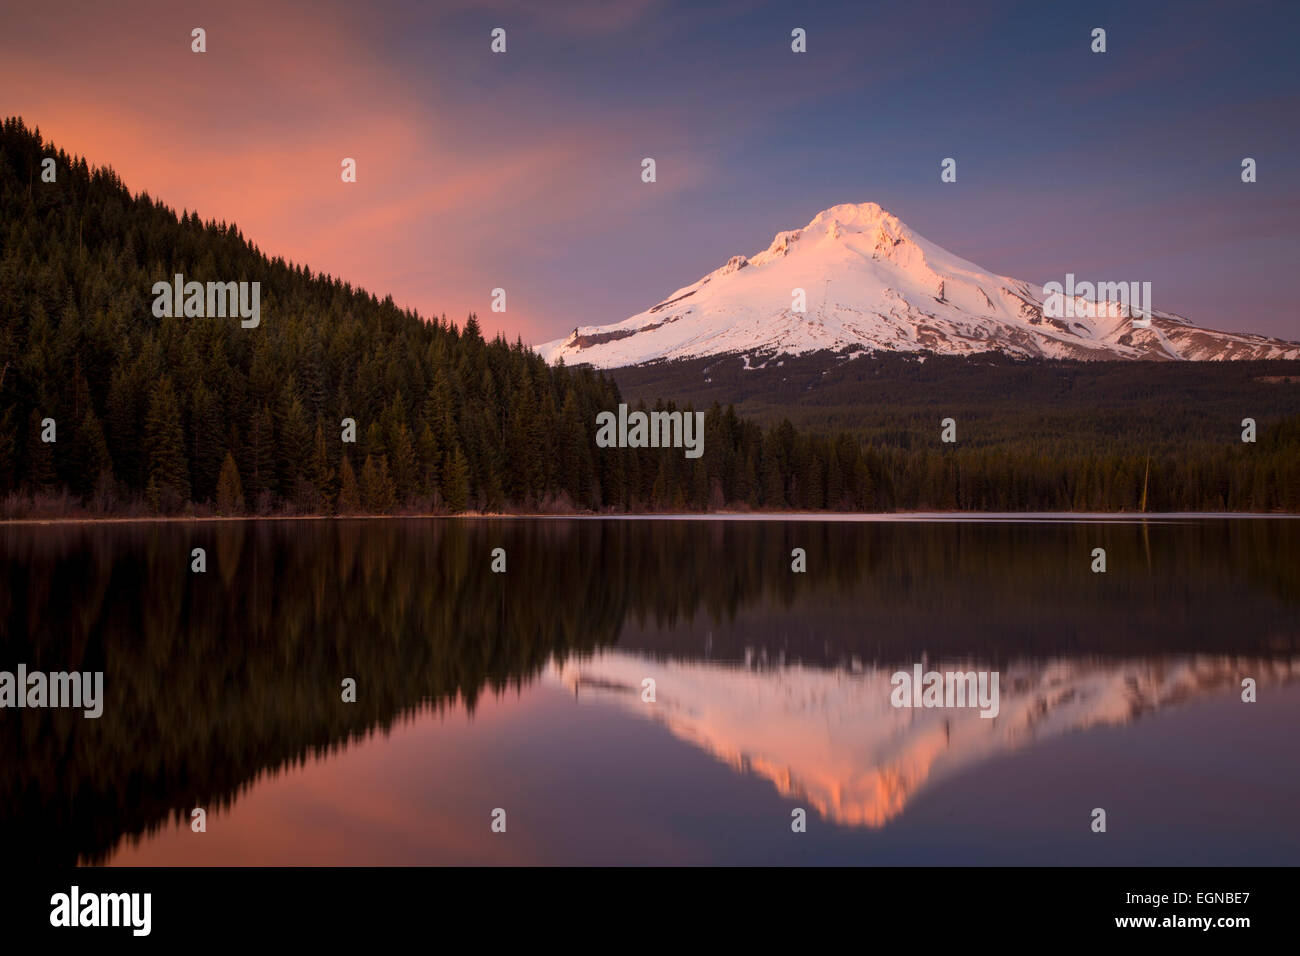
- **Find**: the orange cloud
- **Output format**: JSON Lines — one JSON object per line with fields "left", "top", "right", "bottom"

{"left": 0, "top": 0, "right": 716, "bottom": 342}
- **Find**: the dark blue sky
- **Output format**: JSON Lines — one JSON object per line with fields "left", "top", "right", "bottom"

{"left": 5, "top": 0, "right": 1296, "bottom": 341}
{"left": 482, "top": 0, "right": 1298, "bottom": 341}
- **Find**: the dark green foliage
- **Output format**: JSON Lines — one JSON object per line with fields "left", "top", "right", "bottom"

{"left": 337, "top": 455, "right": 361, "bottom": 515}
{"left": 0, "top": 118, "right": 621, "bottom": 514}
{"left": 614, "top": 345, "right": 1300, "bottom": 513}
{"left": 1, "top": 116, "right": 1297, "bottom": 515}
{"left": 215, "top": 451, "right": 244, "bottom": 515}
{"left": 143, "top": 375, "right": 189, "bottom": 510}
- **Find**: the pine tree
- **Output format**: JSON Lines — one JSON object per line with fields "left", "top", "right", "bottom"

{"left": 760, "top": 430, "right": 786, "bottom": 509}
{"left": 277, "top": 387, "right": 311, "bottom": 502}
{"left": 826, "top": 441, "right": 844, "bottom": 510}
{"left": 189, "top": 380, "right": 226, "bottom": 503}
{"left": 443, "top": 445, "right": 470, "bottom": 512}
{"left": 216, "top": 451, "right": 245, "bottom": 514}
{"left": 73, "top": 405, "right": 112, "bottom": 498}
{"left": 144, "top": 376, "right": 189, "bottom": 511}
{"left": 0, "top": 404, "right": 16, "bottom": 492}
{"left": 106, "top": 358, "right": 148, "bottom": 489}
{"left": 389, "top": 421, "right": 417, "bottom": 505}
{"left": 558, "top": 389, "right": 590, "bottom": 506}
{"left": 310, "top": 423, "right": 336, "bottom": 513}
{"left": 337, "top": 455, "right": 361, "bottom": 514}
{"left": 416, "top": 422, "right": 441, "bottom": 500}
{"left": 246, "top": 404, "right": 277, "bottom": 506}
{"left": 362, "top": 421, "right": 386, "bottom": 462}
{"left": 361, "top": 454, "right": 397, "bottom": 513}
{"left": 26, "top": 408, "right": 56, "bottom": 491}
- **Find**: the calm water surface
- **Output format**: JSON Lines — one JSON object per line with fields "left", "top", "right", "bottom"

{"left": 2, "top": 517, "right": 1297, "bottom": 865}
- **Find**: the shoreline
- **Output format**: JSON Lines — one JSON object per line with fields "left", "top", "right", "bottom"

{"left": 2, "top": 510, "right": 1298, "bottom": 527}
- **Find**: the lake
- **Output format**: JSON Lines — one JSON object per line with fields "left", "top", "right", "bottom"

{"left": 2, "top": 516, "right": 1297, "bottom": 865}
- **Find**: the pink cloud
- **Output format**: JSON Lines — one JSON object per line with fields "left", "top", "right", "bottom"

{"left": 0, "top": 0, "right": 714, "bottom": 342}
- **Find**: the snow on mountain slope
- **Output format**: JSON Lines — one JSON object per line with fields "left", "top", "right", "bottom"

{"left": 538, "top": 202, "right": 1300, "bottom": 367}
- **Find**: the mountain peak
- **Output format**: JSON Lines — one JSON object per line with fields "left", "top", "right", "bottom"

{"left": 750, "top": 202, "right": 916, "bottom": 266}
{"left": 806, "top": 202, "right": 911, "bottom": 245}
{"left": 806, "top": 201, "right": 897, "bottom": 229}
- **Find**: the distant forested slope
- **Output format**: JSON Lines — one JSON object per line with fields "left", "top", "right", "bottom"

{"left": 614, "top": 350, "right": 1300, "bottom": 448}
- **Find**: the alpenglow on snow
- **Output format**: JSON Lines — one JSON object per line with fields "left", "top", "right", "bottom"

{"left": 539, "top": 202, "right": 1300, "bottom": 368}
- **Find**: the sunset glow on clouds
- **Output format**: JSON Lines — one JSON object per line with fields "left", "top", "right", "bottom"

{"left": 0, "top": 0, "right": 709, "bottom": 342}
{"left": 3, "top": 0, "right": 1297, "bottom": 343}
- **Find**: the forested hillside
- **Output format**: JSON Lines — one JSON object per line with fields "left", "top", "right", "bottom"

{"left": 2, "top": 117, "right": 1298, "bottom": 515}
{"left": 0, "top": 118, "right": 680, "bottom": 515}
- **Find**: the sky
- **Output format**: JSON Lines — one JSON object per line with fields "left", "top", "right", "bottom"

{"left": 2, "top": 0, "right": 1297, "bottom": 344}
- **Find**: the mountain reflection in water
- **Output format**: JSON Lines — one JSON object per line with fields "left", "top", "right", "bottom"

{"left": 0, "top": 516, "right": 1295, "bottom": 864}
{"left": 554, "top": 651, "right": 1297, "bottom": 827}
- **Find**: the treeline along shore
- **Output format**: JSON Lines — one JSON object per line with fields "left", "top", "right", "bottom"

{"left": 3, "top": 117, "right": 1299, "bottom": 518}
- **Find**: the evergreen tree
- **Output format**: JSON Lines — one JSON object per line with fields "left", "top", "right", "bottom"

{"left": 443, "top": 445, "right": 470, "bottom": 512}
{"left": 143, "top": 376, "right": 189, "bottom": 511}
{"left": 415, "top": 422, "right": 440, "bottom": 501}
{"left": 361, "top": 454, "right": 397, "bottom": 513}
{"left": 73, "top": 404, "right": 112, "bottom": 498}
{"left": 277, "top": 388, "right": 311, "bottom": 506}
{"left": 189, "top": 381, "right": 226, "bottom": 503}
{"left": 25, "top": 408, "right": 56, "bottom": 491}
{"left": 337, "top": 455, "right": 361, "bottom": 514}
{"left": 310, "top": 423, "right": 336, "bottom": 513}
{"left": 388, "top": 421, "right": 417, "bottom": 505}
{"left": 246, "top": 404, "right": 277, "bottom": 507}
{"left": 215, "top": 451, "right": 245, "bottom": 514}
{"left": 0, "top": 403, "right": 16, "bottom": 492}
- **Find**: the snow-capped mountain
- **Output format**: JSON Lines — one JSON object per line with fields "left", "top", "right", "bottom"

{"left": 539, "top": 202, "right": 1300, "bottom": 367}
